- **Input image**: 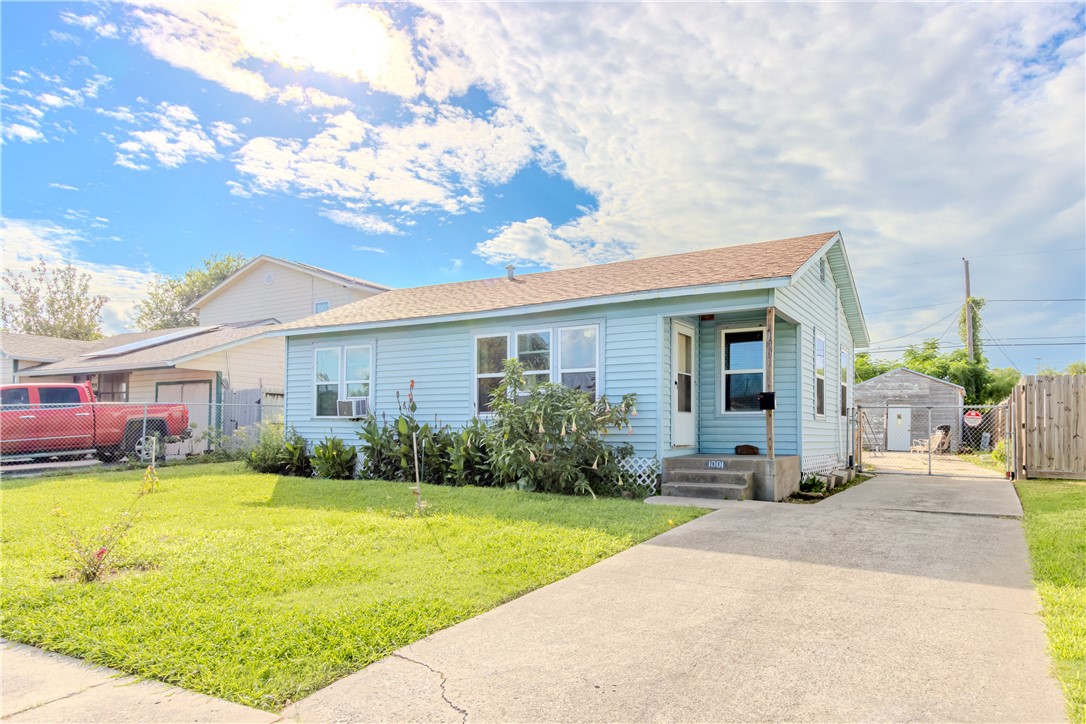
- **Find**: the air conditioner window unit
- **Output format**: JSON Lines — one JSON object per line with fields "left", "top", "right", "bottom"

{"left": 337, "top": 399, "right": 369, "bottom": 417}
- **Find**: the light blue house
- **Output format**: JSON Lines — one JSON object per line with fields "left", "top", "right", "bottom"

{"left": 275, "top": 231, "right": 869, "bottom": 500}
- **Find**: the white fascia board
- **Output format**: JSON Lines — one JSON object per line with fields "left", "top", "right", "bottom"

{"left": 0, "top": 354, "right": 60, "bottom": 363}
{"left": 19, "top": 361, "right": 173, "bottom": 376}
{"left": 265, "top": 276, "right": 792, "bottom": 339}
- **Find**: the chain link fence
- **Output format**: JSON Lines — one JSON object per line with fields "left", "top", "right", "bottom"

{"left": 856, "top": 404, "right": 1010, "bottom": 478}
{"left": 0, "top": 400, "right": 283, "bottom": 465}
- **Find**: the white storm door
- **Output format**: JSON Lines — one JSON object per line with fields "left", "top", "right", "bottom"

{"left": 673, "top": 321, "right": 696, "bottom": 447}
{"left": 886, "top": 406, "right": 912, "bottom": 451}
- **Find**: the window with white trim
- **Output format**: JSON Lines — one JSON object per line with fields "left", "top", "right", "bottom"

{"left": 475, "top": 335, "right": 509, "bottom": 414}
{"left": 559, "top": 326, "right": 598, "bottom": 400}
{"left": 516, "top": 330, "right": 551, "bottom": 396}
{"left": 840, "top": 347, "right": 849, "bottom": 416}
{"left": 314, "top": 300, "right": 330, "bottom": 314}
{"left": 721, "top": 329, "right": 764, "bottom": 412}
{"left": 815, "top": 332, "right": 826, "bottom": 417}
{"left": 314, "top": 345, "right": 372, "bottom": 417}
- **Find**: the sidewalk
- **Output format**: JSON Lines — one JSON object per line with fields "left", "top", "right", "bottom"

{"left": 1, "top": 641, "right": 277, "bottom": 723}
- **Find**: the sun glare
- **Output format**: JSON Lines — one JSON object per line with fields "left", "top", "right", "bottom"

{"left": 234, "top": 1, "right": 392, "bottom": 84}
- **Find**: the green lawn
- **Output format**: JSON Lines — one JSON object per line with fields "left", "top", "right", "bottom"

{"left": 1017, "top": 478, "right": 1086, "bottom": 723}
{"left": 0, "top": 463, "right": 706, "bottom": 711}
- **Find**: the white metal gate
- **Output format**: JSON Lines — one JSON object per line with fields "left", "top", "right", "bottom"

{"left": 857, "top": 404, "right": 1011, "bottom": 478}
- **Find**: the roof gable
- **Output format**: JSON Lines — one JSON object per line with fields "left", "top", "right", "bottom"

{"left": 857, "top": 366, "right": 966, "bottom": 393}
{"left": 185, "top": 255, "right": 390, "bottom": 312}
{"left": 278, "top": 232, "right": 842, "bottom": 333}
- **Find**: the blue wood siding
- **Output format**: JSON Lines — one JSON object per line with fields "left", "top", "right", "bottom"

{"left": 774, "top": 251, "right": 850, "bottom": 464}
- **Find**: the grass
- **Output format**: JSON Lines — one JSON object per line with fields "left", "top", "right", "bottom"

{"left": 1016, "top": 478, "right": 1086, "bottom": 723}
{"left": 0, "top": 462, "right": 706, "bottom": 711}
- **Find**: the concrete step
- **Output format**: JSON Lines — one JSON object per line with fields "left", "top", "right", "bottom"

{"left": 666, "top": 470, "right": 754, "bottom": 487}
{"left": 664, "top": 455, "right": 765, "bottom": 473}
{"left": 661, "top": 481, "right": 752, "bottom": 501}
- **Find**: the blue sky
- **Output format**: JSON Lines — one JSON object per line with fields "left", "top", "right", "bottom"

{"left": 2, "top": 2, "right": 1084, "bottom": 372}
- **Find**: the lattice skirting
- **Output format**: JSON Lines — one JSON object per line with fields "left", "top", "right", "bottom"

{"left": 620, "top": 457, "right": 660, "bottom": 493}
{"left": 801, "top": 454, "right": 842, "bottom": 476}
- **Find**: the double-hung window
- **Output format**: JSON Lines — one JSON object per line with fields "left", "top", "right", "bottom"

{"left": 840, "top": 347, "right": 849, "bottom": 416}
{"left": 474, "top": 324, "right": 600, "bottom": 412}
{"left": 815, "top": 333, "right": 826, "bottom": 417}
{"left": 516, "top": 331, "right": 551, "bottom": 396}
{"left": 721, "top": 329, "right": 764, "bottom": 412}
{"left": 559, "top": 326, "right": 598, "bottom": 400}
{"left": 475, "top": 335, "right": 509, "bottom": 414}
{"left": 314, "top": 345, "right": 372, "bottom": 417}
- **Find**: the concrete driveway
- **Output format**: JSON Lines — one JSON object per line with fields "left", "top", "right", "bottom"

{"left": 285, "top": 473, "right": 1065, "bottom": 723}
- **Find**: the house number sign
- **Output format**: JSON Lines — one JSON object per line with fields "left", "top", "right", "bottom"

{"left": 705, "top": 460, "right": 727, "bottom": 470}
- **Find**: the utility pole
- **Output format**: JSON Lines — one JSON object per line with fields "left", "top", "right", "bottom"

{"left": 963, "top": 257, "right": 974, "bottom": 363}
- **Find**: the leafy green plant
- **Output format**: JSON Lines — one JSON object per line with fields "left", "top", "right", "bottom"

{"left": 992, "top": 438, "right": 1009, "bottom": 466}
{"left": 243, "top": 420, "right": 285, "bottom": 474}
{"left": 446, "top": 417, "right": 491, "bottom": 487}
{"left": 312, "top": 435, "right": 358, "bottom": 480}
{"left": 484, "top": 359, "right": 636, "bottom": 498}
{"left": 799, "top": 475, "right": 826, "bottom": 493}
{"left": 278, "top": 426, "right": 313, "bottom": 477}
{"left": 356, "top": 413, "right": 401, "bottom": 480}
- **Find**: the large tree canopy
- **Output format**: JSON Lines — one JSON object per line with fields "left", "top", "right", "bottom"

{"left": 0, "top": 258, "right": 108, "bottom": 340}
{"left": 134, "top": 254, "right": 249, "bottom": 330}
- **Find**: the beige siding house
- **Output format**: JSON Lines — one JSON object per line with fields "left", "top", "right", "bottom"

{"left": 4, "top": 257, "right": 388, "bottom": 453}
{"left": 189, "top": 256, "right": 388, "bottom": 325}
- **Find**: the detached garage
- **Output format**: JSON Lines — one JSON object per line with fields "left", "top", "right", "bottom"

{"left": 855, "top": 368, "right": 965, "bottom": 453}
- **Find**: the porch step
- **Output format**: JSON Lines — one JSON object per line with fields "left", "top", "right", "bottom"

{"left": 664, "top": 455, "right": 766, "bottom": 473}
{"left": 661, "top": 470, "right": 754, "bottom": 500}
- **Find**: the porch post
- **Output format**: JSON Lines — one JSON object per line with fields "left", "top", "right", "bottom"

{"left": 765, "top": 306, "right": 775, "bottom": 460}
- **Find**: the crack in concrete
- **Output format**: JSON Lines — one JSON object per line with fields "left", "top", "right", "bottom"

{"left": 391, "top": 652, "right": 468, "bottom": 723}
{"left": 5, "top": 678, "right": 115, "bottom": 717}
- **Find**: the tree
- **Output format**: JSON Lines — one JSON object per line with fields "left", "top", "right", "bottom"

{"left": 134, "top": 254, "right": 249, "bottom": 330}
{"left": 854, "top": 352, "right": 898, "bottom": 383}
{"left": 984, "top": 367, "right": 1021, "bottom": 403}
{"left": 1066, "top": 361, "right": 1086, "bottom": 375}
{"left": 0, "top": 258, "right": 108, "bottom": 340}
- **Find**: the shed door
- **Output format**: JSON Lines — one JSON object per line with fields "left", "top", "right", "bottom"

{"left": 886, "top": 406, "right": 911, "bottom": 451}
{"left": 672, "top": 321, "right": 696, "bottom": 447}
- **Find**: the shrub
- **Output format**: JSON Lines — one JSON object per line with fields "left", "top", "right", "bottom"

{"left": 800, "top": 475, "right": 826, "bottom": 493}
{"left": 446, "top": 417, "right": 491, "bottom": 487}
{"left": 312, "top": 435, "right": 358, "bottom": 480}
{"left": 484, "top": 359, "right": 636, "bottom": 497}
{"left": 992, "top": 438, "right": 1008, "bottom": 465}
{"left": 278, "top": 426, "right": 313, "bottom": 477}
{"left": 243, "top": 420, "right": 285, "bottom": 474}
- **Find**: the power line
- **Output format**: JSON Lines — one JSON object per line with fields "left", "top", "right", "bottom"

{"left": 862, "top": 247, "right": 1086, "bottom": 271}
{"left": 865, "top": 301, "right": 959, "bottom": 315}
{"left": 986, "top": 298, "right": 1086, "bottom": 303}
{"left": 867, "top": 306, "right": 960, "bottom": 345}
{"left": 862, "top": 341, "right": 1085, "bottom": 353}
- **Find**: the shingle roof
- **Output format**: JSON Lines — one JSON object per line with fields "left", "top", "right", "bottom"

{"left": 17, "top": 325, "right": 276, "bottom": 375}
{"left": 0, "top": 332, "right": 96, "bottom": 361}
{"left": 279, "top": 232, "right": 839, "bottom": 331}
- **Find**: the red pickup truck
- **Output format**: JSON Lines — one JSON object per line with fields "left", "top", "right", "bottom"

{"left": 0, "top": 382, "right": 189, "bottom": 462}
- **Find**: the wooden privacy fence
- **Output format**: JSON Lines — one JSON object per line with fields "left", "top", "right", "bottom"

{"left": 1012, "top": 375, "right": 1085, "bottom": 480}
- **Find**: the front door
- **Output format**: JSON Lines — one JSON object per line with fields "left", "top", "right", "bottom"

{"left": 673, "top": 321, "right": 696, "bottom": 447}
{"left": 886, "top": 406, "right": 912, "bottom": 451}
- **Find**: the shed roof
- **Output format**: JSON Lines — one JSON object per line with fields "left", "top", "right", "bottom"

{"left": 277, "top": 231, "right": 856, "bottom": 334}
{"left": 856, "top": 366, "right": 966, "bottom": 393}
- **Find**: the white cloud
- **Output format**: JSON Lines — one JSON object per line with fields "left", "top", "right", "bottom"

{"left": 111, "top": 102, "right": 238, "bottom": 170}
{"left": 125, "top": 2, "right": 420, "bottom": 106}
{"left": 48, "top": 183, "right": 80, "bottom": 191}
{"left": 0, "top": 219, "right": 155, "bottom": 333}
{"left": 1, "top": 68, "right": 111, "bottom": 142}
{"left": 3, "top": 124, "right": 44, "bottom": 142}
{"left": 351, "top": 245, "right": 389, "bottom": 254}
{"left": 59, "top": 11, "right": 119, "bottom": 38}
{"left": 324, "top": 209, "right": 401, "bottom": 235}
{"left": 232, "top": 105, "right": 538, "bottom": 218}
